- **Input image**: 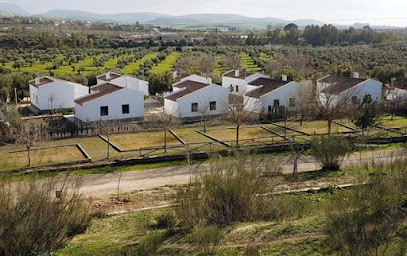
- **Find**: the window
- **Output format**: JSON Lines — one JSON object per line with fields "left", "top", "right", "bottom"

{"left": 210, "top": 101, "right": 217, "bottom": 111}
{"left": 229, "top": 85, "right": 233, "bottom": 92}
{"left": 36, "top": 95, "right": 38, "bottom": 104}
{"left": 352, "top": 96, "right": 358, "bottom": 104}
{"left": 191, "top": 103, "right": 198, "bottom": 112}
{"left": 289, "top": 98, "right": 295, "bottom": 107}
{"left": 100, "top": 106, "right": 109, "bottom": 116}
{"left": 122, "top": 104, "right": 130, "bottom": 114}
{"left": 268, "top": 106, "right": 272, "bottom": 113}
{"left": 235, "top": 85, "right": 239, "bottom": 93}
{"left": 273, "top": 99, "right": 280, "bottom": 107}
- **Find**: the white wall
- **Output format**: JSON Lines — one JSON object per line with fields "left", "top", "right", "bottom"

{"left": 97, "top": 74, "right": 149, "bottom": 96}
{"left": 30, "top": 81, "right": 88, "bottom": 110}
{"left": 165, "top": 85, "right": 229, "bottom": 118}
{"left": 385, "top": 87, "right": 407, "bottom": 101}
{"left": 344, "top": 79, "right": 382, "bottom": 102}
{"left": 75, "top": 88, "right": 144, "bottom": 122}
{"left": 222, "top": 73, "right": 268, "bottom": 96}
{"left": 244, "top": 82, "right": 298, "bottom": 113}
{"left": 174, "top": 75, "right": 211, "bottom": 86}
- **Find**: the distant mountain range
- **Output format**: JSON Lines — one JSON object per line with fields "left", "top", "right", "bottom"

{"left": 0, "top": 2, "right": 328, "bottom": 27}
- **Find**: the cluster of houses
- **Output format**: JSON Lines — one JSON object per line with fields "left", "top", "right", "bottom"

{"left": 29, "top": 68, "right": 398, "bottom": 124}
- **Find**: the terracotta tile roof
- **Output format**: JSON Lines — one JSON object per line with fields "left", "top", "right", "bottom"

{"left": 29, "top": 77, "right": 55, "bottom": 87}
{"left": 97, "top": 72, "right": 122, "bottom": 82}
{"left": 166, "top": 81, "right": 208, "bottom": 101}
{"left": 319, "top": 75, "right": 365, "bottom": 95}
{"left": 245, "top": 78, "right": 288, "bottom": 98}
{"left": 223, "top": 70, "right": 255, "bottom": 79}
{"left": 75, "top": 83, "right": 123, "bottom": 105}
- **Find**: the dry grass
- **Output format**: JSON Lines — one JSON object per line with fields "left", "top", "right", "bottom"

{"left": 276, "top": 120, "right": 351, "bottom": 135}
{"left": 0, "top": 145, "right": 84, "bottom": 170}
{"left": 109, "top": 131, "right": 181, "bottom": 151}
{"left": 205, "top": 126, "right": 284, "bottom": 144}
{"left": 172, "top": 128, "right": 213, "bottom": 144}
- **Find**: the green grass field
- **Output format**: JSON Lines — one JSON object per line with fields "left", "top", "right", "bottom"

{"left": 276, "top": 120, "right": 352, "bottom": 135}
{"left": 240, "top": 52, "right": 262, "bottom": 72}
{"left": 150, "top": 52, "right": 180, "bottom": 74}
{"left": 122, "top": 52, "right": 159, "bottom": 74}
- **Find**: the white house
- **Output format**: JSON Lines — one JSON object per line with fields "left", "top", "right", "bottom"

{"left": 96, "top": 72, "right": 149, "bottom": 96}
{"left": 243, "top": 77, "right": 298, "bottom": 113}
{"left": 29, "top": 76, "right": 89, "bottom": 111}
{"left": 222, "top": 70, "right": 269, "bottom": 96}
{"left": 74, "top": 83, "right": 144, "bottom": 123}
{"left": 317, "top": 75, "right": 383, "bottom": 105}
{"left": 384, "top": 83, "right": 407, "bottom": 102}
{"left": 164, "top": 80, "right": 228, "bottom": 119}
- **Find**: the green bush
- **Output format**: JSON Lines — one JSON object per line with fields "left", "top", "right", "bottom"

{"left": 186, "top": 225, "right": 224, "bottom": 256}
{"left": 311, "top": 135, "right": 351, "bottom": 171}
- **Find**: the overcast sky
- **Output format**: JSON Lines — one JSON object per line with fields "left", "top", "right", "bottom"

{"left": 11, "top": 0, "right": 407, "bottom": 26}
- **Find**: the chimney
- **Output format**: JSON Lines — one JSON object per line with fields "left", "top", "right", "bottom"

{"left": 106, "top": 72, "right": 111, "bottom": 80}
{"left": 282, "top": 75, "right": 288, "bottom": 81}
{"left": 173, "top": 71, "right": 178, "bottom": 79}
{"left": 35, "top": 77, "right": 40, "bottom": 85}
{"left": 207, "top": 77, "right": 212, "bottom": 84}
{"left": 353, "top": 72, "right": 360, "bottom": 79}
{"left": 235, "top": 70, "right": 240, "bottom": 77}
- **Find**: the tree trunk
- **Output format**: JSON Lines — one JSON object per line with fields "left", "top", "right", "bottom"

{"left": 164, "top": 130, "right": 167, "bottom": 153}
{"left": 293, "top": 156, "right": 298, "bottom": 179}
{"left": 328, "top": 119, "right": 332, "bottom": 135}
{"left": 236, "top": 124, "right": 240, "bottom": 146}
{"left": 107, "top": 135, "right": 110, "bottom": 159}
{"left": 27, "top": 148, "right": 31, "bottom": 167}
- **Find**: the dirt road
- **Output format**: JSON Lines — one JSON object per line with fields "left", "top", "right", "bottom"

{"left": 71, "top": 148, "right": 405, "bottom": 198}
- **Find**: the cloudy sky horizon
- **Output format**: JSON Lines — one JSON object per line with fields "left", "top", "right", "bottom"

{"left": 9, "top": 0, "right": 407, "bottom": 26}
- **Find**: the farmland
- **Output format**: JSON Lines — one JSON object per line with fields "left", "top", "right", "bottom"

{"left": 150, "top": 52, "right": 181, "bottom": 74}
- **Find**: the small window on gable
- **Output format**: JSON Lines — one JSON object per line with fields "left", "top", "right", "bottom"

{"left": 273, "top": 99, "right": 280, "bottom": 107}
{"left": 289, "top": 98, "right": 295, "bottom": 107}
{"left": 122, "top": 104, "right": 130, "bottom": 114}
{"left": 100, "top": 106, "right": 109, "bottom": 116}
{"left": 210, "top": 101, "right": 216, "bottom": 111}
{"left": 191, "top": 103, "right": 198, "bottom": 112}
{"left": 236, "top": 85, "right": 239, "bottom": 93}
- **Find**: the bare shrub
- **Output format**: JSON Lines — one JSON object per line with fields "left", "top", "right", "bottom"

{"left": 175, "top": 154, "right": 279, "bottom": 230}
{"left": 311, "top": 135, "right": 351, "bottom": 171}
{"left": 244, "top": 243, "right": 260, "bottom": 256}
{"left": 325, "top": 160, "right": 407, "bottom": 255}
{"left": 0, "top": 176, "right": 92, "bottom": 255}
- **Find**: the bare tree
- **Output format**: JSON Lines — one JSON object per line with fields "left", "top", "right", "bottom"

{"left": 226, "top": 95, "right": 259, "bottom": 146}
{"left": 199, "top": 55, "right": 215, "bottom": 76}
{"left": 95, "top": 119, "right": 121, "bottom": 159}
{"left": 197, "top": 98, "right": 212, "bottom": 133}
{"left": 384, "top": 84, "right": 407, "bottom": 120}
{"left": 16, "top": 123, "right": 45, "bottom": 167}
{"left": 150, "top": 112, "right": 178, "bottom": 153}
{"left": 315, "top": 77, "right": 359, "bottom": 135}
{"left": 289, "top": 81, "right": 314, "bottom": 125}
{"left": 225, "top": 54, "right": 241, "bottom": 70}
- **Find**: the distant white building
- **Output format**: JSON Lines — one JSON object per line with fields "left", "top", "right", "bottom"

{"left": 243, "top": 77, "right": 298, "bottom": 113}
{"left": 317, "top": 74, "right": 383, "bottom": 105}
{"left": 384, "top": 83, "right": 407, "bottom": 102}
{"left": 74, "top": 83, "right": 144, "bottom": 123}
{"left": 29, "top": 76, "right": 89, "bottom": 111}
{"left": 96, "top": 72, "right": 149, "bottom": 96}
{"left": 164, "top": 79, "right": 228, "bottom": 119}
{"left": 222, "top": 70, "right": 269, "bottom": 96}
